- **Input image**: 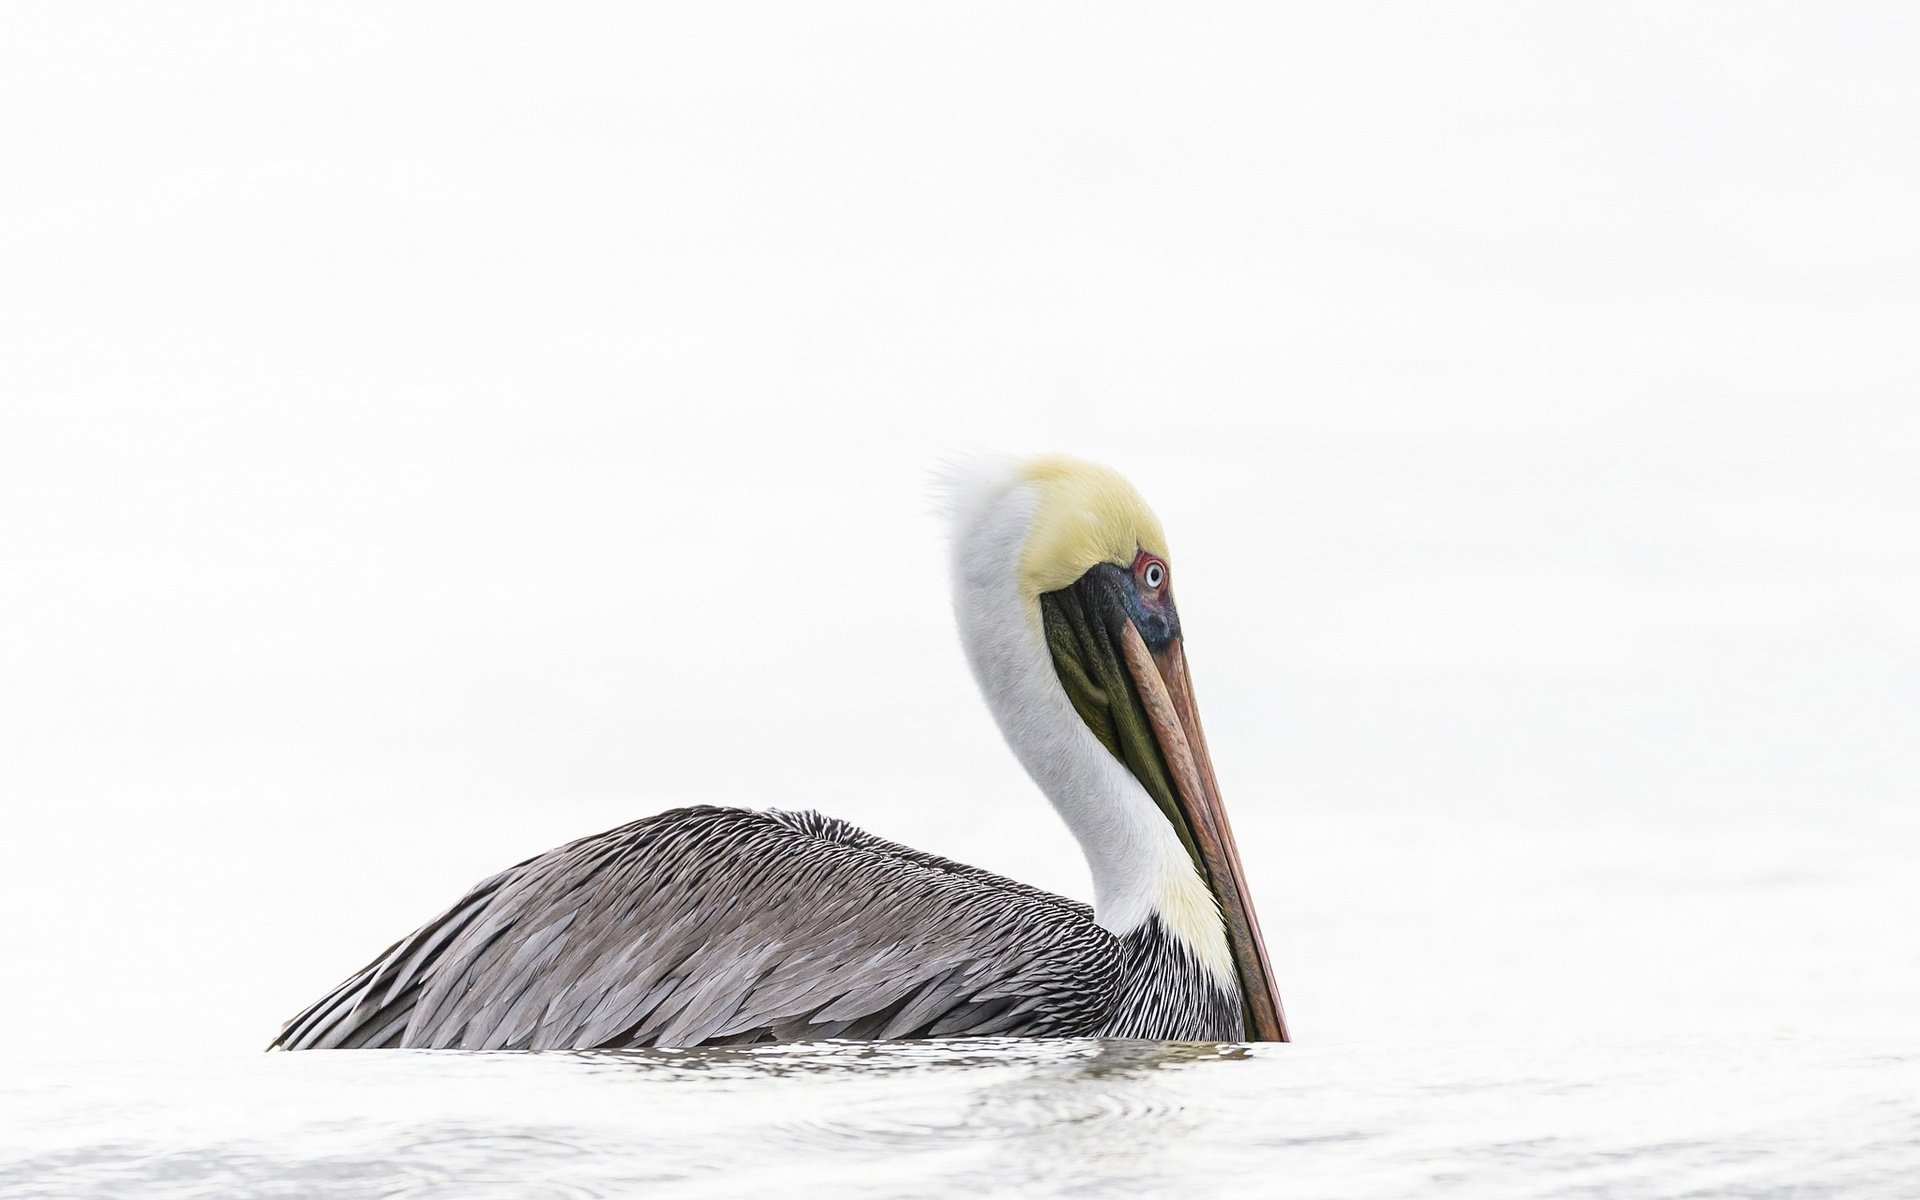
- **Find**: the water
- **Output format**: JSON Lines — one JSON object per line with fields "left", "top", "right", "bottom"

{"left": 5, "top": 1036, "right": 1915, "bottom": 1199}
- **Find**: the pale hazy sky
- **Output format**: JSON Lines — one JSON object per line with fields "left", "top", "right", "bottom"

{"left": 2, "top": 4, "right": 1915, "bottom": 1059}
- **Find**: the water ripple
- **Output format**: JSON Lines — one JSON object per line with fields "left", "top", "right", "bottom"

{"left": 4, "top": 1037, "right": 1918, "bottom": 1200}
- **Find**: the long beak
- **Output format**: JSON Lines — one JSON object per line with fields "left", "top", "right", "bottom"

{"left": 1117, "top": 622, "right": 1290, "bottom": 1042}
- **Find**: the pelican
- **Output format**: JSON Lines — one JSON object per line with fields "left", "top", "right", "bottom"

{"left": 273, "top": 455, "right": 1288, "bottom": 1049}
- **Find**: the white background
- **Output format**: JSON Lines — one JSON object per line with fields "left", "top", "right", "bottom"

{"left": 2, "top": 4, "right": 1915, "bottom": 1060}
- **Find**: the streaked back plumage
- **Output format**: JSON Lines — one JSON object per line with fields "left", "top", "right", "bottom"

{"left": 273, "top": 807, "right": 1125, "bottom": 1050}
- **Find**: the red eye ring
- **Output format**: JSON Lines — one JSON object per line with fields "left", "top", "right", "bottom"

{"left": 1139, "top": 555, "right": 1167, "bottom": 591}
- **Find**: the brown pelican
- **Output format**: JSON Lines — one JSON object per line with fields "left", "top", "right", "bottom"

{"left": 273, "top": 455, "right": 1288, "bottom": 1049}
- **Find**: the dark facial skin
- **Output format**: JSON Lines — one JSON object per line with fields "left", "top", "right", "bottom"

{"left": 1072, "top": 551, "right": 1180, "bottom": 652}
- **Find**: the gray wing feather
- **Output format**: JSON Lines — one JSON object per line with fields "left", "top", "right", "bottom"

{"left": 271, "top": 806, "right": 1120, "bottom": 1050}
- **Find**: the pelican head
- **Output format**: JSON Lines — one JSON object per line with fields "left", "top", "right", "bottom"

{"left": 947, "top": 454, "right": 1287, "bottom": 1041}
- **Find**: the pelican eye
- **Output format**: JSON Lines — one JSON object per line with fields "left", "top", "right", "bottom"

{"left": 1141, "top": 559, "right": 1166, "bottom": 590}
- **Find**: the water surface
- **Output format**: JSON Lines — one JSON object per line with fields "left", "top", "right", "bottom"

{"left": 5, "top": 1036, "right": 1913, "bottom": 1199}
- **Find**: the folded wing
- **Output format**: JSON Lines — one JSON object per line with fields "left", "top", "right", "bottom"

{"left": 272, "top": 806, "right": 1120, "bottom": 1050}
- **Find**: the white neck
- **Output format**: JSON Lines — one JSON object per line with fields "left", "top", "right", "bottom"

{"left": 945, "top": 463, "right": 1232, "bottom": 981}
